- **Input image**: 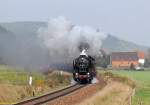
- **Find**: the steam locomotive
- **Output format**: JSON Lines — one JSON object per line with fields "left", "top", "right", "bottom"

{"left": 73, "top": 50, "right": 96, "bottom": 83}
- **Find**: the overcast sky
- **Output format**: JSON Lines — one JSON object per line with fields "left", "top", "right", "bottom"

{"left": 0, "top": 0, "right": 150, "bottom": 46}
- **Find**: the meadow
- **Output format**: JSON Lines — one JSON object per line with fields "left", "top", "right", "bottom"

{"left": 0, "top": 65, "right": 44, "bottom": 85}
{"left": 0, "top": 65, "right": 71, "bottom": 103}
{"left": 112, "top": 70, "right": 150, "bottom": 105}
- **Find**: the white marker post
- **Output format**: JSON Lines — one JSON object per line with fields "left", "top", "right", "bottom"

{"left": 29, "top": 76, "right": 32, "bottom": 86}
{"left": 60, "top": 71, "right": 63, "bottom": 76}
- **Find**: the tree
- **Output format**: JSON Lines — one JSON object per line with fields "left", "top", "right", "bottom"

{"left": 96, "top": 49, "right": 110, "bottom": 69}
{"left": 144, "top": 48, "right": 150, "bottom": 68}
{"left": 130, "top": 63, "right": 135, "bottom": 70}
{"left": 144, "top": 58, "right": 150, "bottom": 68}
{"left": 100, "top": 55, "right": 110, "bottom": 69}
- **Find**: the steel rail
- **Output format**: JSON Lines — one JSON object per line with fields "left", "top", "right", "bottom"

{"left": 14, "top": 84, "right": 86, "bottom": 105}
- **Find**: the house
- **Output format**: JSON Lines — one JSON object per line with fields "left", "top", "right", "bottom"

{"left": 111, "top": 51, "right": 145, "bottom": 69}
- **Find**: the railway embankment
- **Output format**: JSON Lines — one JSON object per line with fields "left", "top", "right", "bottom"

{"left": 77, "top": 72, "right": 135, "bottom": 105}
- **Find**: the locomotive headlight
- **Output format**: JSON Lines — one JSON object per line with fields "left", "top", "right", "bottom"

{"left": 75, "top": 73, "right": 78, "bottom": 76}
{"left": 87, "top": 72, "right": 90, "bottom": 77}
{"left": 75, "top": 73, "right": 78, "bottom": 78}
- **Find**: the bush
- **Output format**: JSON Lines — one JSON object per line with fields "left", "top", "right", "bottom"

{"left": 45, "top": 72, "right": 71, "bottom": 88}
{"left": 101, "top": 71, "right": 136, "bottom": 88}
{"left": 25, "top": 86, "right": 33, "bottom": 96}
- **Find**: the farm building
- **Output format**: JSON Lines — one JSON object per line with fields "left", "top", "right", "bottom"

{"left": 111, "top": 51, "right": 145, "bottom": 69}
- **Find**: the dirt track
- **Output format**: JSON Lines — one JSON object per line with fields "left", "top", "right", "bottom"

{"left": 77, "top": 81, "right": 133, "bottom": 105}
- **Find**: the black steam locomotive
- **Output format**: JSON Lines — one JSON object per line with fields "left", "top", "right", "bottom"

{"left": 73, "top": 50, "right": 96, "bottom": 83}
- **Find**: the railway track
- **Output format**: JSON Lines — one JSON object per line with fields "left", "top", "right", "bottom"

{"left": 14, "top": 84, "right": 86, "bottom": 105}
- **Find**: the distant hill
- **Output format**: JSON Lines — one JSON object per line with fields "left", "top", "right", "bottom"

{"left": 101, "top": 35, "right": 148, "bottom": 52}
{"left": 0, "top": 25, "right": 16, "bottom": 48}
{"left": 1, "top": 21, "right": 47, "bottom": 37}
{"left": 0, "top": 25, "right": 10, "bottom": 33}
{"left": 0, "top": 25, "right": 17, "bottom": 64}
{"left": 0, "top": 22, "right": 49, "bottom": 67}
{"left": 0, "top": 22, "right": 149, "bottom": 53}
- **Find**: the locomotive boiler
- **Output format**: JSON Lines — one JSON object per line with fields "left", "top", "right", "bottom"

{"left": 73, "top": 50, "right": 96, "bottom": 83}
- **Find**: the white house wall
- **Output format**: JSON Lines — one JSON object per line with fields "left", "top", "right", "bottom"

{"left": 139, "top": 59, "right": 145, "bottom": 64}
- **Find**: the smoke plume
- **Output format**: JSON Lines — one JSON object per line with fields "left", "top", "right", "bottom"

{"left": 38, "top": 16, "right": 107, "bottom": 65}
{"left": 0, "top": 16, "right": 107, "bottom": 70}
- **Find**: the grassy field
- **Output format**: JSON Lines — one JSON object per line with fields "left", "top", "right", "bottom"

{"left": 0, "top": 65, "right": 71, "bottom": 103}
{"left": 111, "top": 70, "right": 150, "bottom": 105}
{"left": 0, "top": 65, "right": 44, "bottom": 85}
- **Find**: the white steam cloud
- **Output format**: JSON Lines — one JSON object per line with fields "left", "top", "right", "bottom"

{"left": 38, "top": 16, "right": 107, "bottom": 64}
{"left": 0, "top": 16, "right": 107, "bottom": 70}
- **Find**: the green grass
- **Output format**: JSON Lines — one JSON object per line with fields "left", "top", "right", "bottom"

{"left": 0, "top": 65, "right": 44, "bottom": 85}
{"left": 0, "top": 65, "right": 71, "bottom": 87}
{"left": 0, "top": 65, "right": 72, "bottom": 102}
{"left": 111, "top": 70, "right": 150, "bottom": 105}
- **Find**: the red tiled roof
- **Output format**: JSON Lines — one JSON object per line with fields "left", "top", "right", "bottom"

{"left": 111, "top": 52, "right": 139, "bottom": 61}
{"left": 138, "top": 52, "right": 145, "bottom": 59}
